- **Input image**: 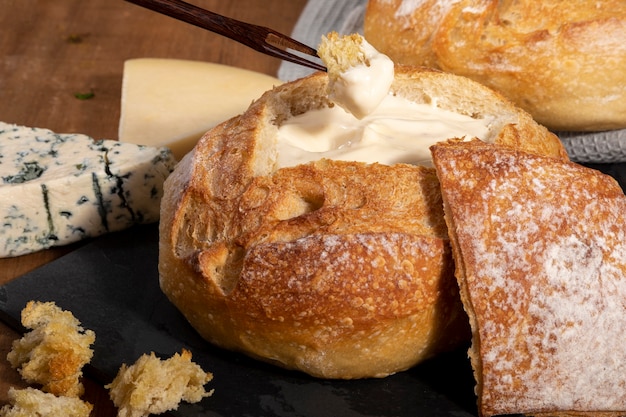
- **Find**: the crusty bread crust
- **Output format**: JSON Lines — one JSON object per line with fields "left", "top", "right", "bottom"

{"left": 159, "top": 67, "right": 566, "bottom": 379}
{"left": 432, "top": 139, "right": 626, "bottom": 416}
{"left": 364, "top": 0, "right": 626, "bottom": 131}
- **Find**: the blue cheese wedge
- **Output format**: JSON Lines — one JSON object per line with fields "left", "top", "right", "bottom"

{"left": 0, "top": 121, "right": 177, "bottom": 257}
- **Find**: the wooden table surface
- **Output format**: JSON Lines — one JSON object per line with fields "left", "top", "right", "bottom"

{"left": 0, "top": 0, "right": 308, "bottom": 414}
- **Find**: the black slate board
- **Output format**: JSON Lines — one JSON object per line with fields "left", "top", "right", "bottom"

{"left": 582, "top": 162, "right": 626, "bottom": 192}
{"left": 0, "top": 223, "right": 479, "bottom": 417}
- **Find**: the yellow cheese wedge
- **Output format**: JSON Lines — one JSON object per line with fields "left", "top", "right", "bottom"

{"left": 118, "top": 58, "right": 281, "bottom": 160}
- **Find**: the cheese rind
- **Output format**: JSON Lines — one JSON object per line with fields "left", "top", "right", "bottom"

{"left": 0, "top": 122, "right": 177, "bottom": 257}
{"left": 118, "top": 58, "right": 281, "bottom": 159}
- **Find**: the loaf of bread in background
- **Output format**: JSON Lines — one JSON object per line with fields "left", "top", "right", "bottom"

{"left": 364, "top": 0, "right": 626, "bottom": 132}
{"left": 432, "top": 139, "right": 626, "bottom": 416}
{"left": 158, "top": 62, "right": 567, "bottom": 379}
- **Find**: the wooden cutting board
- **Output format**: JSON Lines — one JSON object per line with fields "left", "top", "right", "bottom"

{"left": 0, "top": 0, "right": 305, "bottom": 142}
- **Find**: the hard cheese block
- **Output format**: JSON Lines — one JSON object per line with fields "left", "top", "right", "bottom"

{"left": 0, "top": 121, "right": 177, "bottom": 257}
{"left": 118, "top": 58, "right": 281, "bottom": 160}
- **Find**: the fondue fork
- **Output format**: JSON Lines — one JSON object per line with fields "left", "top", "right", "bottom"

{"left": 125, "top": 0, "right": 326, "bottom": 72}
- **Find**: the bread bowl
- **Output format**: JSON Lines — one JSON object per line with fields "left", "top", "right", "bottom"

{"left": 158, "top": 46, "right": 567, "bottom": 378}
{"left": 364, "top": 0, "right": 626, "bottom": 132}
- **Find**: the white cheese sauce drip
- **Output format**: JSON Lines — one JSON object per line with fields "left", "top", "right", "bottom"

{"left": 277, "top": 94, "right": 493, "bottom": 168}
{"left": 329, "top": 40, "right": 395, "bottom": 119}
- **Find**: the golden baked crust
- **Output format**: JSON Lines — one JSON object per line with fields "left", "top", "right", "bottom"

{"left": 432, "top": 139, "right": 626, "bottom": 416}
{"left": 159, "top": 67, "right": 567, "bottom": 379}
{"left": 365, "top": 0, "right": 626, "bottom": 131}
{"left": 160, "top": 156, "right": 468, "bottom": 378}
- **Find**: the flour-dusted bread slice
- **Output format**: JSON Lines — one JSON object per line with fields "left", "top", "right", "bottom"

{"left": 159, "top": 66, "right": 567, "bottom": 379}
{"left": 431, "top": 139, "right": 626, "bottom": 416}
{"left": 364, "top": 0, "right": 626, "bottom": 131}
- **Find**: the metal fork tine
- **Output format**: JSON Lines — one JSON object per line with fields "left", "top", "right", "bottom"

{"left": 261, "top": 43, "right": 326, "bottom": 72}
{"left": 126, "top": 0, "right": 326, "bottom": 72}
{"left": 262, "top": 32, "right": 325, "bottom": 71}
{"left": 264, "top": 32, "right": 318, "bottom": 57}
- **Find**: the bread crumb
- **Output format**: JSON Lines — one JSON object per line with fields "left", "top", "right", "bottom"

{"left": 0, "top": 387, "right": 93, "bottom": 417}
{"left": 105, "top": 349, "right": 213, "bottom": 417}
{"left": 6, "top": 301, "right": 95, "bottom": 397}
{"left": 318, "top": 31, "right": 368, "bottom": 81}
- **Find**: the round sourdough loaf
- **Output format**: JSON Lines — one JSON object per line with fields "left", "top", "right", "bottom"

{"left": 158, "top": 66, "right": 567, "bottom": 379}
{"left": 364, "top": 0, "right": 626, "bottom": 132}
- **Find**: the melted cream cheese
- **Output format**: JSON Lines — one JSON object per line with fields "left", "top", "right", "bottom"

{"left": 277, "top": 94, "right": 493, "bottom": 168}
{"left": 328, "top": 39, "right": 394, "bottom": 119}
